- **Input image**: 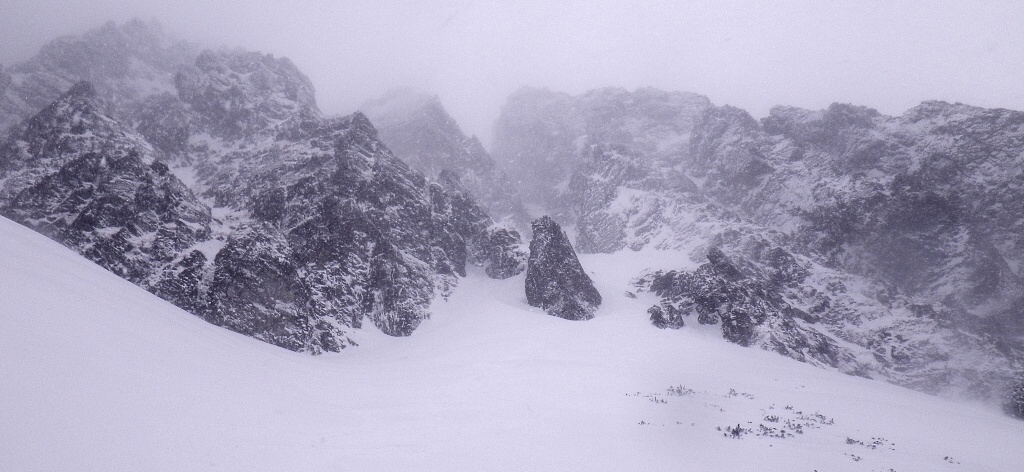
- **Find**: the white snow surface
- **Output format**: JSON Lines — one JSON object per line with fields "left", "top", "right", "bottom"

{"left": 1, "top": 216, "right": 1022, "bottom": 472}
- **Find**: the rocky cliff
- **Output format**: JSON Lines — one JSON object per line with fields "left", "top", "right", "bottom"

{"left": 0, "top": 19, "right": 197, "bottom": 135}
{"left": 494, "top": 87, "right": 1024, "bottom": 399}
{"left": 0, "top": 21, "right": 525, "bottom": 353}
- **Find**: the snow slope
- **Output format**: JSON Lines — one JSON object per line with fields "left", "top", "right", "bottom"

{"left": 1, "top": 215, "right": 1021, "bottom": 471}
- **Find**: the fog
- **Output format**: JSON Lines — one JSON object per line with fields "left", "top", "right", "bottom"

{"left": 3, "top": 0, "right": 1024, "bottom": 146}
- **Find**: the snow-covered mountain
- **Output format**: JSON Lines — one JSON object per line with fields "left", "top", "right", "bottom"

{"left": 2, "top": 214, "right": 1023, "bottom": 471}
{"left": 492, "top": 87, "right": 1024, "bottom": 401}
{"left": 362, "top": 89, "right": 529, "bottom": 228}
{"left": 0, "top": 21, "right": 526, "bottom": 353}
{"left": 0, "top": 18, "right": 197, "bottom": 134}
{"left": 3, "top": 18, "right": 1024, "bottom": 429}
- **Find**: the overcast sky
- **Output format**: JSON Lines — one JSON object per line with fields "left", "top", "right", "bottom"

{"left": 3, "top": 0, "right": 1024, "bottom": 146}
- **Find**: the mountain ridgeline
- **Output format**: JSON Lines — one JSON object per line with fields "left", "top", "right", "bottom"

{"left": 3, "top": 20, "right": 1024, "bottom": 408}
{"left": 0, "top": 22, "right": 526, "bottom": 353}
{"left": 492, "top": 87, "right": 1024, "bottom": 401}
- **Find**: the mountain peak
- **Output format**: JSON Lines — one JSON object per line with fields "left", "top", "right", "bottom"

{"left": 66, "top": 81, "right": 97, "bottom": 99}
{"left": 175, "top": 49, "right": 319, "bottom": 138}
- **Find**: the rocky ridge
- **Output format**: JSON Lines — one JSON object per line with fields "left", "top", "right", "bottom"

{"left": 5, "top": 19, "right": 1023, "bottom": 404}
{"left": 0, "top": 19, "right": 197, "bottom": 135}
{"left": 494, "top": 87, "right": 1024, "bottom": 399}
{"left": 0, "top": 21, "right": 526, "bottom": 353}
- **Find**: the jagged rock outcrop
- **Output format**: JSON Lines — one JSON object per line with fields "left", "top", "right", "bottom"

{"left": 525, "top": 216, "right": 601, "bottom": 320}
{"left": 636, "top": 230, "right": 1018, "bottom": 397}
{"left": 496, "top": 85, "right": 1024, "bottom": 399}
{"left": 430, "top": 170, "right": 527, "bottom": 280}
{"left": 362, "top": 89, "right": 529, "bottom": 227}
{"left": 691, "top": 101, "right": 1024, "bottom": 324}
{"left": 0, "top": 19, "right": 198, "bottom": 134}
{"left": 640, "top": 246, "right": 847, "bottom": 368}
{"left": 689, "top": 105, "right": 774, "bottom": 206}
{"left": 0, "top": 82, "right": 211, "bottom": 289}
{"left": 176, "top": 50, "right": 318, "bottom": 139}
{"left": 566, "top": 141, "right": 712, "bottom": 253}
{"left": 168, "top": 51, "right": 525, "bottom": 348}
{"left": 0, "top": 24, "right": 526, "bottom": 353}
{"left": 206, "top": 223, "right": 329, "bottom": 351}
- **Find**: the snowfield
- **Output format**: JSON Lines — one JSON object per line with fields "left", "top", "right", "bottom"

{"left": 1, "top": 215, "right": 1021, "bottom": 471}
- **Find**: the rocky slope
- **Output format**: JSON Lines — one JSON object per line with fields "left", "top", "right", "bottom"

{"left": 6, "top": 19, "right": 1023, "bottom": 404}
{"left": 0, "top": 82, "right": 211, "bottom": 289}
{"left": 361, "top": 89, "right": 529, "bottom": 228}
{"left": 493, "top": 87, "right": 1024, "bottom": 399}
{"left": 0, "top": 21, "right": 526, "bottom": 353}
{"left": 0, "top": 19, "right": 197, "bottom": 135}
{"left": 693, "top": 102, "right": 1024, "bottom": 321}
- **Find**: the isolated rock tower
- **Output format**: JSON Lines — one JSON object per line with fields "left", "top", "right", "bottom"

{"left": 525, "top": 216, "right": 602, "bottom": 320}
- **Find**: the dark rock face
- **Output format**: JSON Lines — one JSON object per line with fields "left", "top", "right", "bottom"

{"left": 430, "top": 171, "right": 527, "bottom": 281}
{"left": 0, "top": 82, "right": 211, "bottom": 288}
{"left": 129, "top": 93, "right": 194, "bottom": 157}
{"left": 163, "top": 55, "right": 525, "bottom": 348}
{"left": 474, "top": 225, "right": 527, "bottom": 279}
{"left": 689, "top": 105, "right": 774, "bottom": 205}
{"left": 640, "top": 246, "right": 845, "bottom": 368}
{"left": 636, "top": 231, "right": 1017, "bottom": 396}
{"left": 362, "top": 89, "right": 529, "bottom": 228}
{"left": 206, "top": 224, "right": 323, "bottom": 351}
{"left": 691, "top": 101, "right": 1024, "bottom": 318}
{"left": 0, "top": 25, "right": 527, "bottom": 353}
{"left": 525, "top": 216, "right": 601, "bottom": 320}
{"left": 175, "top": 50, "right": 318, "bottom": 139}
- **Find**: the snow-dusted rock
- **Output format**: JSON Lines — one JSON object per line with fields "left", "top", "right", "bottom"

{"left": 0, "top": 81, "right": 211, "bottom": 289}
{"left": 693, "top": 101, "right": 1024, "bottom": 319}
{"left": 175, "top": 50, "right": 318, "bottom": 139}
{"left": 0, "top": 26, "right": 527, "bottom": 353}
{"left": 1007, "top": 376, "right": 1024, "bottom": 419}
{"left": 430, "top": 170, "right": 527, "bottom": 280}
{"left": 525, "top": 216, "right": 601, "bottom": 320}
{"left": 639, "top": 246, "right": 847, "bottom": 368}
{"left": 496, "top": 85, "right": 1024, "bottom": 398}
{"left": 362, "top": 89, "right": 529, "bottom": 228}
{"left": 165, "top": 50, "right": 527, "bottom": 347}
{"left": 636, "top": 230, "right": 1017, "bottom": 398}
{"left": 0, "top": 19, "right": 197, "bottom": 135}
